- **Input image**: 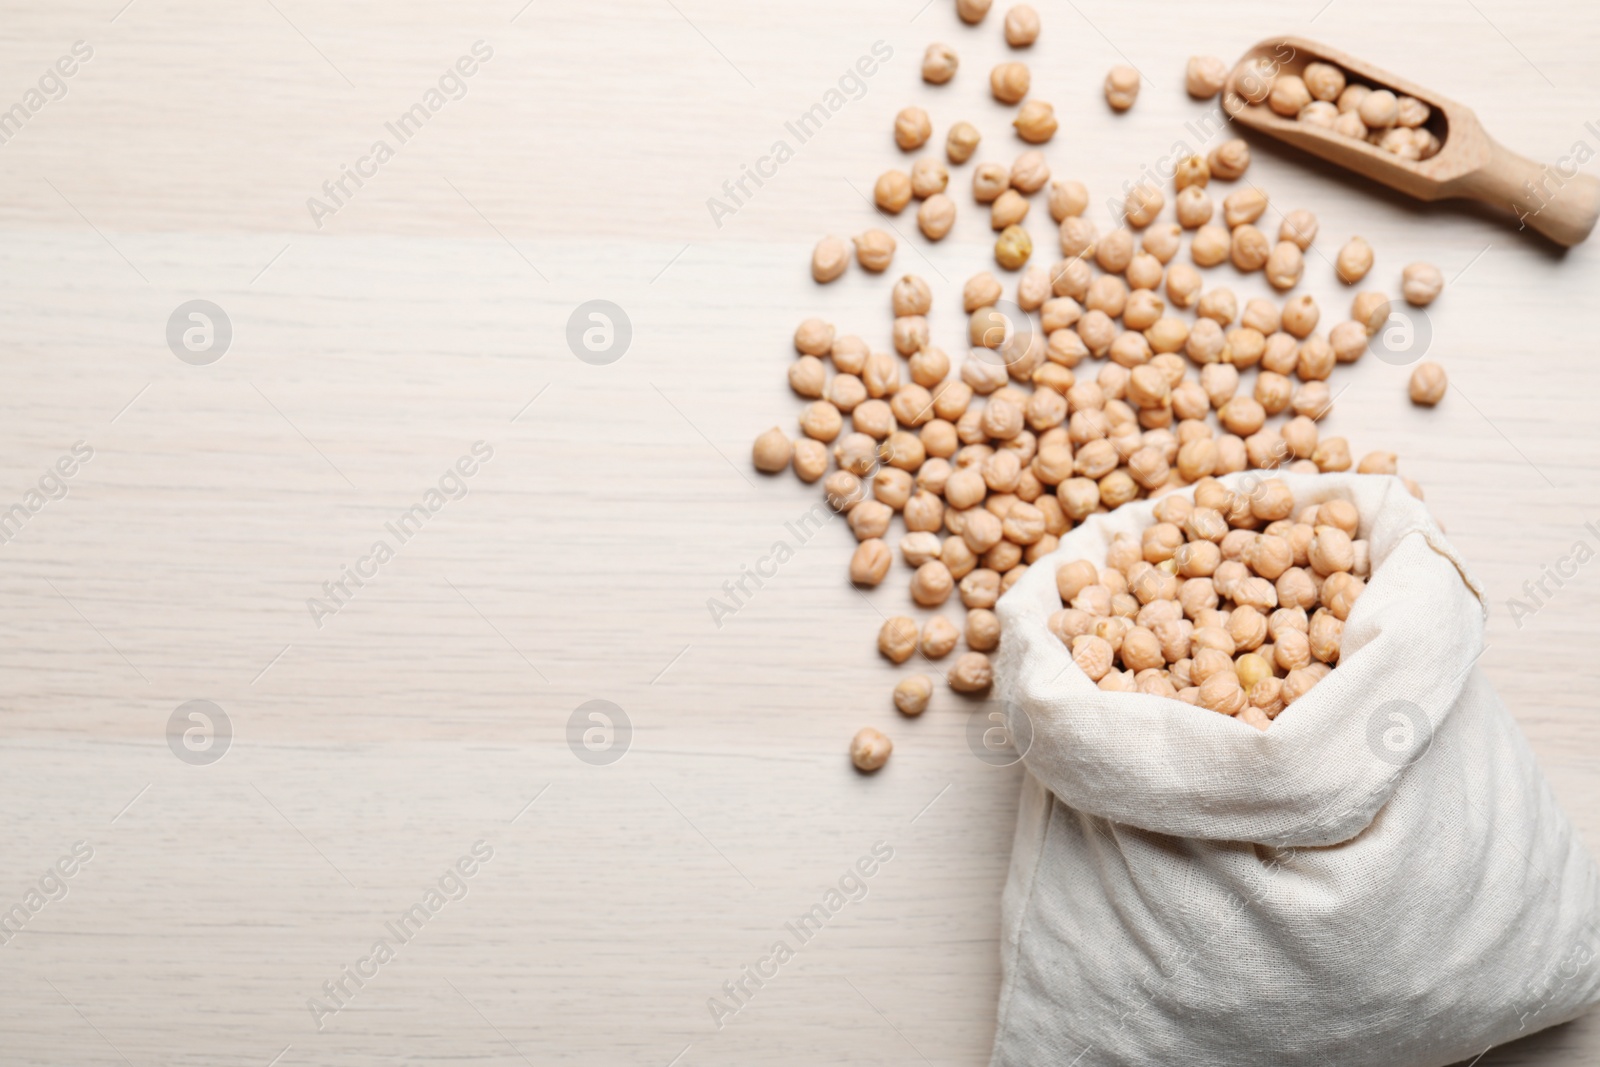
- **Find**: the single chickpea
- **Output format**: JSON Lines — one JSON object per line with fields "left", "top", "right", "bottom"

{"left": 893, "top": 315, "right": 929, "bottom": 356}
{"left": 1268, "top": 75, "right": 1312, "bottom": 117}
{"left": 800, "top": 400, "right": 844, "bottom": 442}
{"left": 1059, "top": 217, "right": 1097, "bottom": 260}
{"left": 850, "top": 727, "right": 893, "bottom": 771}
{"left": 947, "top": 121, "right": 982, "bottom": 164}
{"left": 1293, "top": 381, "right": 1333, "bottom": 422}
{"left": 1048, "top": 179, "right": 1089, "bottom": 221}
{"left": 1142, "top": 223, "right": 1182, "bottom": 264}
{"left": 1265, "top": 241, "right": 1304, "bottom": 290}
{"left": 1207, "top": 139, "right": 1251, "bottom": 180}
{"left": 794, "top": 317, "right": 834, "bottom": 355}
{"left": 1219, "top": 396, "right": 1266, "bottom": 436}
{"left": 1281, "top": 294, "right": 1320, "bottom": 339}
{"left": 1093, "top": 233, "right": 1134, "bottom": 277}
{"left": 1279, "top": 210, "right": 1318, "bottom": 251}
{"left": 751, "top": 427, "right": 793, "bottom": 472}
{"left": 1296, "top": 335, "right": 1334, "bottom": 380}
{"left": 1396, "top": 95, "right": 1431, "bottom": 127}
{"left": 991, "top": 62, "right": 1031, "bottom": 104}
{"left": 850, "top": 538, "right": 892, "bottom": 585}
{"left": 911, "top": 560, "right": 956, "bottom": 606}
{"left": 918, "top": 195, "right": 957, "bottom": 240}
{"left": 1332, "top": 110, "right": 1367, "bottom": 140}
{"left": 996, "top": 225, "right": 1033, "bottom": 270}
{"left": 1230, "top": 225, "right": 1270, "bottom": 272}
{"left": 1329, "top": 320, "right": 1367, "bottom": 363}
{"left": 1335, "top": 236, "right": 1374, "bottom": 284}
{"left": 1402, "top": 262, "right": 1444, "bottom": 306}
{"left": 862, "top": 352, "right": 900, "bottom": 398}
{"left": 1126, "top": 254, "right": 1165, "bottom": 294}
{"left": 957, "top": 0, "right": 993, "bottom": 23}
{"left": 812, "top": 235, "right": 849, "bottom": 283}
{"left": 875, "top": 171, "right": 912, "bottom": 214}
{"left": 1337, "top": 83, "right": 1370, "bottom": 114}
{"left": 1104, "top": 65, "right": 1140, "bottom": 110}
{"left": 894, "top": 675, "right": 934, "bottom": 718}
{"left": 1358, "top": 89, "right": 1399, "bottom": 130}
{"left": 1222, "top": 188, "right": 1268, "bottom": 229}
{"left": 1186, "top": 55, "right": 1228, "bottom": 99}
{"left": 1122, "top": 184, "right": 1164, "bottom": 229}
{"left": 991, "top": 189, "right": 1030, "bottom": 230}
{"left": 911, "top": 158, "right": 950, "bottom": 199}
{"left": 832, "top": 334, "right": 869, "bottom": 373}
{"left": 1198, "top": 671, "right": 1246, "bottom": 715}
{"left": 1174, "top": 154, "right": 1210, "bottom": 191}
{"left": 966, "top": 608, "right": 1002, "bottom": 652}
{"left": 1191, "top": 224, "right": 1231, "bottom": 267}
{"left": 949, "top": 651, "right": 994, "bottom": 691}
{"left": 923, "top": 42, "right": 959, "bottom": 84}
{"left": 1014, "top": 100, "right": 1057, "bottom": 143}
{"left": 920, "top": 614, "right": 961, "bottom": 659}
{"left": 1003, "top": 3, "right": 1041, "bottom": 45}
{"left": 789, "top": 355, "right": 826, "bottom": 399}
{"left": 1009, "top": 150, "right": 1050, "bottom": 195}
{"left": 878, "top": 616, "right": 919, "bottom": 663}
{"left": 1175, "top": 186, "right": 1213, "bottom": 229}
{"left": 1409, "top": 361, "right": 1447, "bottom": 406}
{"left": 1351, "top": 290, "right": 1391, "bottom": 334}
{"left": 1357, "top": 450, "right": 1398, "bottom": 475}
{"left": 792, "top": 439, "right": 828, "bottom": 483}
{"left": 1302, "top": 62, "right": 1346, "bottom": 102}
{"left": 854, "top": 229, "right": 896, "bottom": 272}
{"left": 973, "top": 163, "right": 1011, "bottom": 204}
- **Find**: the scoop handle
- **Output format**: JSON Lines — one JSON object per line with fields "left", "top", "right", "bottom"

{"left": 1457, "top": 136, "right": 1600, "bottom": 247}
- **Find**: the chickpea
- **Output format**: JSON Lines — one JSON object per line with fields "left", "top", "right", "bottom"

{"left": 1014, "top": 100, "right": 1057, "bottom": 143}
{"left": 893, "top": 676, "right": 934, "bottom": 718}
{"left": 1104, "top": 65, "right": 1140, "bottom": 110}
{"left": 1335, "top": 236, "right": 1374, "bottom": 284}
{"left": 1222, "top": 188, "right": 1267, "bottom": 229}
{"left": 800, "top": 400, "right": 844, "bottom": 442}
{"left": 1048, "top": 179, "right": 1089, "bottom": 222}
{"left": 1409, "top": 361, "right": 1447, "bottom": 406}
{"left": 854, "top": 229, "right": 896, "bottom": 272}
{"left": 1173, "top": 154, "right": 1209, "bottom": 192}
{"left": 1396, "top": 95, "right": 1431, "bottom": 128}
{"left": 1281, "top": 294, "right": 1320, "bottom": 339}
{"left": 812, "top": 235, "right": 849, "bottom": 283}
{"left": 1186, "top": 55, "right": 1228, "bottom": 99}
{"left": 973, "top": 163, "right": 1011, "bottom": 204}
{"left": 850, "top": 727, "right": 893, "bottom": 771}
{"left": 1358, "top": 89, "right": 1399, "bottom": 130}
{"left": 910, "top": 159, "right": 950, "bottom": 200}
{"left": 1268, "top": 74, "right": 1312, "bottom": 117}
{"left": 1329, "top": 320, "right": 1368, "bottom": 364}
{"left": 878, "top": 616, "right": 919, "bottom": 664}
{"left": 919, "top": 615, "right": 961, "bottom": 659}
{"left": 1402, "top": 262, "right": 1444, "bottom": 306}
{"left": 991, "top": 189, "right": 1030, "bottom": 231}
{"left": 1230, "top": 225, "right": 1270, "bottom": 272}
{"left": 895, "top": 107, "right": 932, "bottom": 152}
{"left": 1142, "top": 223, "right": 1182, "bottom": 264}
{"left": 991, "top": 62, "right": 1031, "bottom": 104}
{"left": 1175, "top": 186, "right": 1213, "bottom": 229}
{"left": 1337, "top": 83, "right": 1370, "bottom": 114}
{"left": 832, "top": 334, "right": 869, "bottom": 374}
{"left": 996, "top": 225, "right": 1033, "bottom": 270}
{"left": 949, "top": 651, "right": 994, "bottom": 691}
{"left": 850, "top": 538, "right": 892, "bottom": 585}
{"left": 1332, "top": 110, "right": 1367, "bottom": 140}
{"left": 918, "top": 195, "right": 957, "bottom": 241}
{"left": 1122, "top": 184, "right": 1164, "bottom": 228}
{"left": 923, "top": 42, "right": 959, "bottom": 84}
{"left": 1265, "top": 241, "right": 1304, "bottom": 290}
{"left": 1301, "top": 62, "right": 1346, "bottom": 102}
{"left": 1207, "top": 139, "right": 1251, "bottom": 180}
{"left": 947, "top": 121, "right": 982, "bottom": 164}
{"left": 874, "top": 171, "right": 911, "bottom": 214}
{"left": 1352, "top": 290, "right": 1391, "bottom": 334}
{"left": 751, "top": 426, "right": 794, "bottom": 473}
{"left": 957, "top": 0, "right": 992, "bottom": 23}
{"left": 1191, "top": 224, "right": 1231, "bottom": 267}
{"left": 911, "top": 560, "right": 956, "bottom": 606}
{"left": 1004, "top": 3, "right": 1041, "bottom": 46}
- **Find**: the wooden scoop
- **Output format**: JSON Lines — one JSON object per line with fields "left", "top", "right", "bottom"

{"left": 1223, "top": 36, "right": 1600, "bottom": 247}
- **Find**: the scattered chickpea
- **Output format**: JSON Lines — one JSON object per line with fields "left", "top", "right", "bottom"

{"left": 1409, "top": 361, "right": 1447, "bottom": 406}
{"left": 1265, "top": 241, "right": 1304, "bottom": 290}
{"left": 895, "top": 107, "right": 933, "bottom": 151}
{"left": 850, "top": 727, "right": 893, "bottom": 771}
{"left": 1302, "top": 62, "right": 1346, "bottom": 102}
{"left": 812, "top": 235, "right": 849, "bottom": 283}
{"left": 923, "top": 43, "right": 959, "bottom": 84}
{"left": 1174, "top": 154, "right": 1210, "bottom": 192}
{"left": 948, "top": 651, "right": 994, "bottom": 691}
{"left": 875, "top": 170, "right": 912, "bottom": 214}
{"left": 850, "top": 539, "right": 892, "bottom": 585}
{"left": 879, "top": 616, "right": 919, "bottom": 664}
{"left": 894, "top": 675, "right": 934, "bottom": 716}
{"left": 1191, "top": 224, "right": 1231, "bottom": 268}
{"left": 1123, "top": 184, "right": 1164, "bottom": 228}
{"left": 1014, "top": 99, "right": 1058, "bottom": 143}
{"left": 991, "top": 189, "right": 1029, "bottom": 229}
{"left": 1335, "top": 236, "right": 1374, "bottom": 284}
{"left": 1049, "top": 179, "right": 1089, "bottom": 221}
{"left": 920, "top": 614, "right": 961, "bottom": 658}
{"left": 1011, "top": 150, "right": 1050, "bottom": 193}
{"left": 1268, "top": 75, "right": 1312, "bottom": 118}
{"left": 1207, "top": 139, "right": 1251, "bottom": 180}
{"left": 991, "top": 62, "right": 1031, "bottom": 105}
{"left": 1104, "top": 65, "right": 1140, "bottom": 111}
{"left": 973, "top": 162, "right": 1011, "bottom": 203}
{"left": 996, "top": 225, "right": 1033, "bottom": 270}
{"left": 918, "top": 195, "right": 957, "bottom": 240}
{"left": 752, "top": 427, "right": 793, "bottom": 472}
{"left": 910, "top": 158, "right": 949, "bottom": 199}
{"left": 1185, "top": 55, "right": 1227, "bottom": 99}
{"left": 1004, "top": 4, "right": 1040, "bottom": 46}
{"left": 956, "top": 0, "right": 993, "bottom": 23}
{"left": 854, "top": 229, "right": 897, "bottom": 272}
{"left": 1402, "top": 262, "right": 1444, "bottom": 306}
{"left": 947, "top": 121, "right": 982, "bottom": 164}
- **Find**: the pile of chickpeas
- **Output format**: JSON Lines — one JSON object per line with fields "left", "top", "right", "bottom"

{"left": 1248, "top": 58, "right": 1441, "bottom": 163}
{"left": 1053, "top": 477, "right": 1366, "bottom": 730}
{"left": 754, "top": 7, "right": 1450, "bottom": 772}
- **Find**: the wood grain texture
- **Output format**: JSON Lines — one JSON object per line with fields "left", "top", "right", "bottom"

{"left": 0, "top": 0, "right": 1598, "bottom": 1063}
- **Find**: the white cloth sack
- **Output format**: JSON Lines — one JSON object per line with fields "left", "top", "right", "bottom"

{"left": 991, "top": 472, "right": 1600, "bottom": 1066}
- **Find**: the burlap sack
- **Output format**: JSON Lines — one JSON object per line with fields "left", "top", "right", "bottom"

{"left": 990, "top": 472, "right": 1600, "bottom": 1066}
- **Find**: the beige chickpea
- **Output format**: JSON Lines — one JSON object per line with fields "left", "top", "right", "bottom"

{"left": 1048, "top": 179, "right": 1089, "bottom": 223}
{"left": 850, "top": 727, "right": 893, "bottom": 771}
{"left": 910, "top": 158, "right": 950, "bottom": 199}
{"left": 882, "top": 430, "right": 926, "bottom": 472}
{"left": 1281, "top": 294, "right": 1320, "bottom": 339}
{"left": 1409, "top": 361, "right": 1447, "bottom": 406}
{"left": 852, "top": 398, "right": 896, "bottom": 439}
{"left": 923, "top": 42, "right": 959, "bottom": 84}
{"left": 918, "top": 194, "right": 957, "bottom": 241}
{"left": 1207, "top": 139, "right": 1251, "bottom": 180}
{"left": 919, "top": 615, "right": 961, "bottom": 659}
{"left": 1222, "top": 188, "right": 1268, "bottom": 229}
{"left": 829, "top": 376, "right": 867, "bottom": 417}
{"left": 893, "top": 315, "right": 929, "bottom": 357}
{"left": 1358, "top": 89, "right": 1399, "bottom": 130}
{"left": 1173, "top": 156, "right": 1209, "bottom": 194}
{"left": 973, "top": 163, "right": 1011, "bottom": 204}
{"left": 957, "top": 0, "right": 993, "bottom": 21}
{"left": 1402, "top": 262, "right": 1444, "bottom": 306}
{"left": 991, "top": 61, "right": 1031, "bottom": 104}
{"left": 1351, "top": 290, "right": 1390, "bottom": 335}
{"left": 890, "top": 276, "right": 932, "bottom": 319}
{"left": 911, "top": 560, "right": 956, "bottom": 606}
{"left": 1122, "top": 184, "right": 1164, "bottom": 228}
{"left": 1004, "top": 3, "right": 1041, "bottom": 46}
{"left": 996, "top": 225, "right": 1033, "bottom": 270}
{"left": 812, "top": 235, "right": 849, "bottom": 283}
{"left": 1396, "top": 95, "right": 1430, "bottom": 128}
{"left": 788, "top": 355, "right": 826, "bottom": 399}
{"left": 874, "top": 170, "right": 912, "bottom": 214}
{"left": 751, "top": 426, "right": 793, "bottom": 473}
{"left": 835, "top": 435, "right": 877, "bottom": 479}
{"left": 1125, "top": 254, "right": 1165, "bottom": 295}
{"left": 799, "top": 400, "right": 843, "bottom": 442}
{"left": 1335, "top": 236, "right": 1374, "bottom": 284}
{"left": 949, "top": 651, "right": 994, "bottom": 691}
{"left": 1191, "top": 224, "right": 1231, "bottom": 267}
{"left": 1301, "top": 101, "right": 1341, "bottom": 130}
{"left": 946, "top": 121, "right": 982, "bottom": 164}
{"left": 895, "top": 106, "right": 932, "bottom": 151}
{"left": 790, "top": 439, "right": 826, "bottom": 484}
{"left": 1296, "top": 335, "right": 1334, "bottom": 381}
{"left": 1058, "top": 217, "right": 1097, "bottom": 261}
{"left": 1142, "top": 223, "right": 1182, "bottom": 264}
{"left": 1070, "top": 633, "right": 1113, "bottom": 681}
{"left": 1265, "top": 241, "right": 1304, "bottom": 290}
{"left": 1104, "top": 65, "right": 1140, "bottom": 111}
{"left": 1301, "top": 62, "right": 1346, "bottom": 102}
{"left": 1308, "top": 525, "right": 1354, "bottom": 575}
{"left": 850, "top": 538, "right": 892, "bottom": 586}
{"left": 1230, "top": 225, "right": 1270, "bottom": 272}
{"left": 1332, "top": 110, "right": 1367, "bottom": 140}
{"left": 878, "top": 616, "right": 919, "bottom": 664}
{"left": 831, "top": 334, "right": 869, "bottom": 374}
{"left": 991, "top": 189, "right": 1030, "bottom": 231}
{"left": 966, "top": 608, "right": 1002, "bottom": 652}
{"left": 1337, "top": 83, "right": 1370, "bottom": 114}
{"left": 1268, "top": 74, "right": 1312, "bottom": 117}
{"left": 854, "top": 229, "right": 896, "bottom": 272}
{"left": 848, "top": 500, "right": 893, "bottom": 542}
{"left": 794, "top": 317, "right": 834, "bottom": 356}
{"left": 1357, "top": 449, "right": 1397, "bottom": 476}
{"left": 862, "top": 352, "right": 900, "bottom": 398}
{"left": 1014, "top": 99, "right": 1058, "bottom": 143}
{"left": 1094, "top": 230, "right": 1135, "bottom": 275}
{"left": 1329, "top": 320, "right": 1368, "bottom": 364}
{"left": 873, "top": 467, "right": 915, "bottom": 511}
{"left": 1175, "top": 186, "right": 1213, "bottom": 229}
{"left": 1196, "top": 287, "right": 1237, "bottom": 326}
{"left": 893, "top": 676, "right": 934, "bottom": 718}
{"left": 1185, "top": 55, "right": 1228, "bottom": 99}
{"left": 1008, "top": 151, "right": 1050, "bottom": 196}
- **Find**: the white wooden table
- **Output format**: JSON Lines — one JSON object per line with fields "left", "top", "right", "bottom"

{"left": 2, "top": 0, "right": 1598, "bottom": 1063}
